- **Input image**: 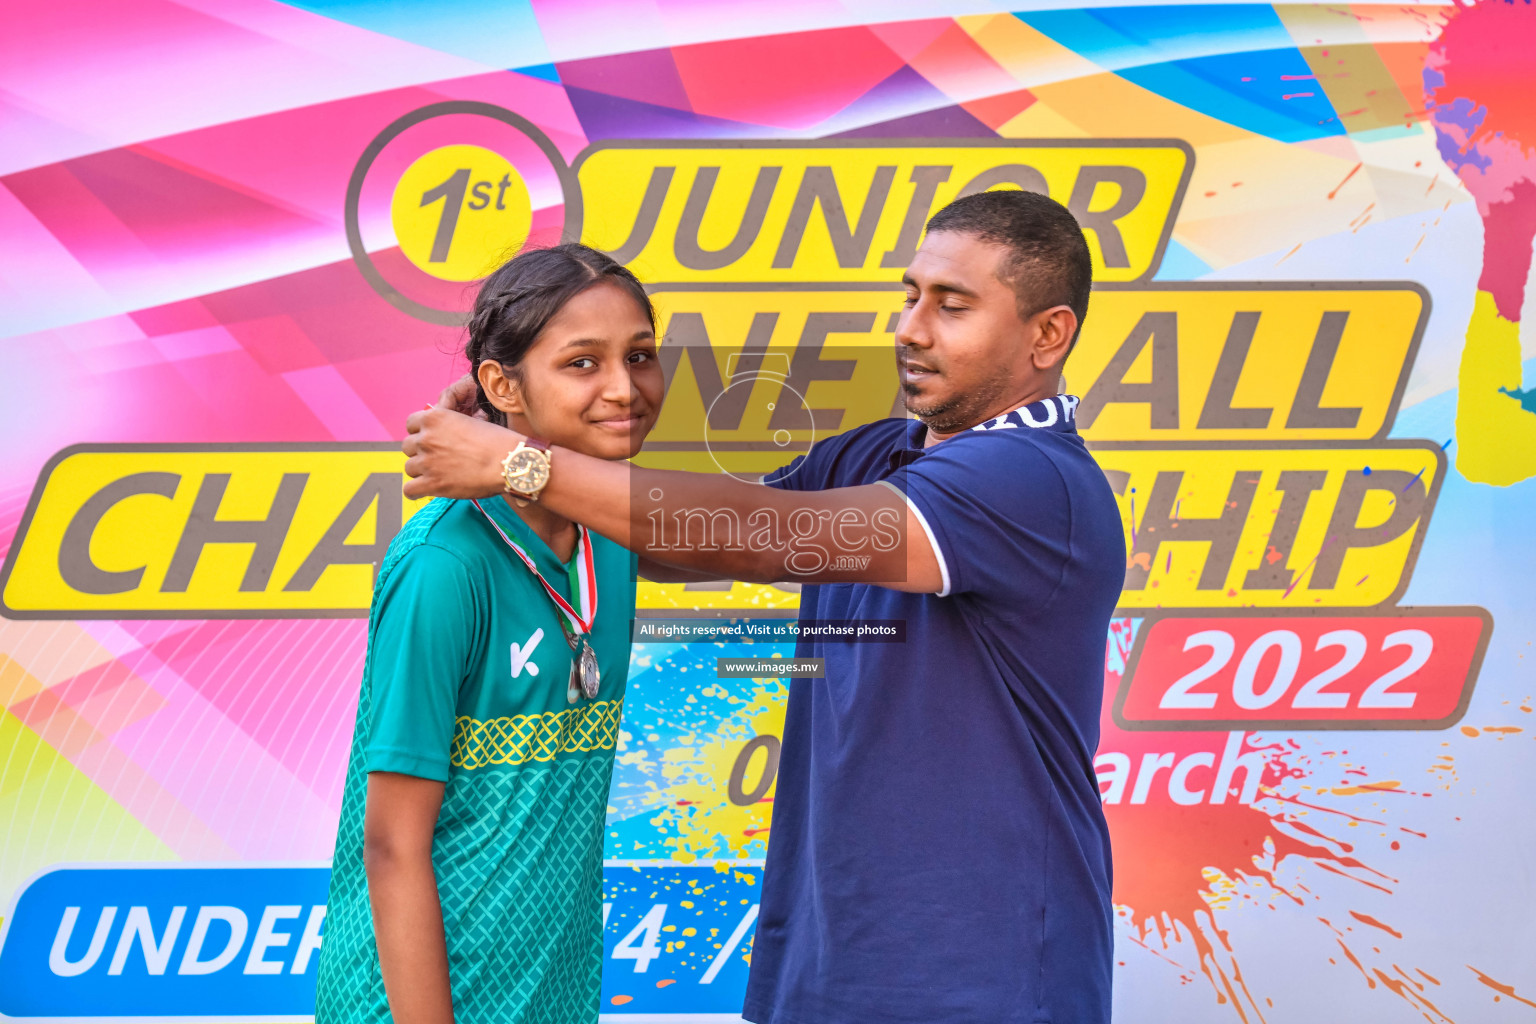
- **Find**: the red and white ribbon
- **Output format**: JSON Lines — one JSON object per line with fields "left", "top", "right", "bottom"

{"left": 470, "top": 499, "right": 597, "bottom": 636}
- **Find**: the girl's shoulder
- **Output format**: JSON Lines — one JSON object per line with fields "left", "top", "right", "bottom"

{"left": 376, "top": 499, "right": 491, "bottom": 590}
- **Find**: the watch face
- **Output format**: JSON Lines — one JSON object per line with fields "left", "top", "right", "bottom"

{"left": 505, "top": 449, "right": 551, "bottom": 493}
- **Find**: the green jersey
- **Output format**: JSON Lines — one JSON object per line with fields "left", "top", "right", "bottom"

{"left": 316, "top": 497, "right": 635, "bottom": 1024}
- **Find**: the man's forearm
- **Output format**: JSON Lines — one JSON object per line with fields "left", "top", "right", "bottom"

{"left": 401, "top": 409, "right": 796, "bottom": 579}
{"left": 401, "top": 408, "right": 939, "bottom": 591}
{"left": 542, "top": 454, "right": 791, "bottom": 581}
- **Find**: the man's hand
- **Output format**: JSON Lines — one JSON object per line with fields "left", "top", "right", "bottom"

{"left": 403, "top": 406, "right": 517, "bottom": 500}
{"left": 437, "top": 373, "right": 484, "bottom": 419}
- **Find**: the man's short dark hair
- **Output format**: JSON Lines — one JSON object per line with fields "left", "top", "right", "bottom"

{"left": 924, "top": 189, "right": 1092, "bottom": 341}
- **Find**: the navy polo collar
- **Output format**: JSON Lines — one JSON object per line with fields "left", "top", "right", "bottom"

{"left": 890, "top": 395, "right": 1081, "bottom": 468}
{"left": 971, "top": 394, "right": 1081, "bottom": 434}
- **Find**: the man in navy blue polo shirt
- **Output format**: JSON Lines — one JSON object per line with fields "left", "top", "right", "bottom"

{"left": 404, "top": 190, "right": 1127, "bottom": 1023}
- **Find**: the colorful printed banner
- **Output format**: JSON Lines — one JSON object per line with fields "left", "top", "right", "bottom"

{"left": 3, "top": 2, "right": 1535, "bottom": 1022}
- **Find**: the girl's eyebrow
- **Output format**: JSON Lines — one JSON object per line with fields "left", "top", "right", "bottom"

{"left": 558, "top": 329, "right": 655, "bottom": 352}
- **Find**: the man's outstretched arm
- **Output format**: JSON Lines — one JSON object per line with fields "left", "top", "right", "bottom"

{"left": 637, "top": 557, "right": 729, "bottom": 585}
{"left": 402, "top": 407, "right": 945, "bottom": 593}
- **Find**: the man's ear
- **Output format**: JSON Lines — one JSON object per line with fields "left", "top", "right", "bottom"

{"left": 477, "top": 360, "right": 524, "bottom": 417}
{"left": 1031, "top": 306, "right": 1077, "bottom": 371}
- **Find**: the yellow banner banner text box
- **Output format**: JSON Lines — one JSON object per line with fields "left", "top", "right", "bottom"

{"left": 577, "top": 141, "right": 1191, "bottom": 284}
{"left": 1, "top": 445, "right": 430, "bottom": 618}
{"left": 1075, "top": 283, "right": 1425, "bottom": 442}
{"left": 637, "top": 445, "right": 1443, "bottom": 614}
{"left": 632, "top": 284, "right": 1425, "bottom": 464}
{"left": 636, "top": 289, "right": 905, "bottom": 477}
{"left": 5, "top": 439, "right": 1441, "bottom": 618}
{"left": 1101, "top": 442, "right": 1443, "bottom": 610}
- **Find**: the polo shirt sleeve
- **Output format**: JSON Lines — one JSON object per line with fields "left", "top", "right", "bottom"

{"left": 888, "top": 434, "right": 1072, "bottom": 604}
{"left": 762, "top": 430, "right": 856, "bottom": 492}
{"left": 361, "top": 542, "right": 480, "bottom": 782}
{"left": 762, "top": 453, "right": 819, "bottom": 492}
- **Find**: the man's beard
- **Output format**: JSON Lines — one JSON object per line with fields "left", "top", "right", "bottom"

{"left": 902, "top": 372, "right": 1007, "bottom": 435}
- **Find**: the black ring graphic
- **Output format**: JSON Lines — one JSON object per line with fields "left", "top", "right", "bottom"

{"left": 343, "top": 101, "right": 584, "bottom": 325}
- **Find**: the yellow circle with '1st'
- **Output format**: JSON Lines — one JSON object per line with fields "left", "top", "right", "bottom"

{"left": 391, "top": 145, "right": 532, "bottom": 281}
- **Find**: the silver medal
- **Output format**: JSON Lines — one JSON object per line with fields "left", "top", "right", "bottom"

{"left": 560, "top": 627, "right": 600, "bottom": 702}
{"left": 578, "top": 637, "right": 601, "bottom": 699}
{"left": 561, "top": 628, "right": 583, "bottom": 704}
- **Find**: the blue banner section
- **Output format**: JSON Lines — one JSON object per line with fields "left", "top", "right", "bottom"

{"left": 0, "top": 865, "right": 331, "bottom": 1018}
{"left": 600, "top": 863, "right": 761, "bottom": 1014}
{"left": 0, "top": 863, "right": 759, "bottom": 1019}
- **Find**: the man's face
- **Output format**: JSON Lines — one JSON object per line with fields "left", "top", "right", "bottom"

{"left": 897, "top": 229, "right": 1060, "bottom": 435}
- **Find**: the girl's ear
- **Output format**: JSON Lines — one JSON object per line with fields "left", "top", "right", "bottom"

{"left": 477, "top": 360, "right": 525, "bottom": 417}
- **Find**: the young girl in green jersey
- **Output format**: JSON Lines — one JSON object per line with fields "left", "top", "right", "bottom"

{"left": 316, "top": 244, "right": 665, "bottom": 1024}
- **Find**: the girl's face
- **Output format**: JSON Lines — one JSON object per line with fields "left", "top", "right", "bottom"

{"left": 479, "top": 280, "right": 664, "bottom": 460}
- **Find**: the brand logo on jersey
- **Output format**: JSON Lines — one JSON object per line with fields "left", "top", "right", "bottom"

{"left": 510, "top": 628, "right": 545, "bottom": 678}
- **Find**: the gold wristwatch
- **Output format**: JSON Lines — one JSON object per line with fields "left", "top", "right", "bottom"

{"left": 501, "top": 438, "right": 553, "bottom": 503}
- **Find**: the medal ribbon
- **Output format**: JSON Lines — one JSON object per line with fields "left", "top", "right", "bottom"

{"left": 470, "top": 499, "right": 597, "bottom": 636}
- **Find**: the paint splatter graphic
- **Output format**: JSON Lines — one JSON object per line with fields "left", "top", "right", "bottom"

{"left": 609, "top": 640, "right": 786, "bottom": 861}
{"left": 1099, "top": 619, "right": 1468, "bottom": 1022}
{"left": 619, "top": 622, "right": 1533, "bottom": 1021}
{"left": 1425, "top": 0, "right": 1536, "bottom": 486}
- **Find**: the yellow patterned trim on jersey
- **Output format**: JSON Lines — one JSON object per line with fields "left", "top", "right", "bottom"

{"left": 449, "top": 699, "right": 623, "bottom": 769}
